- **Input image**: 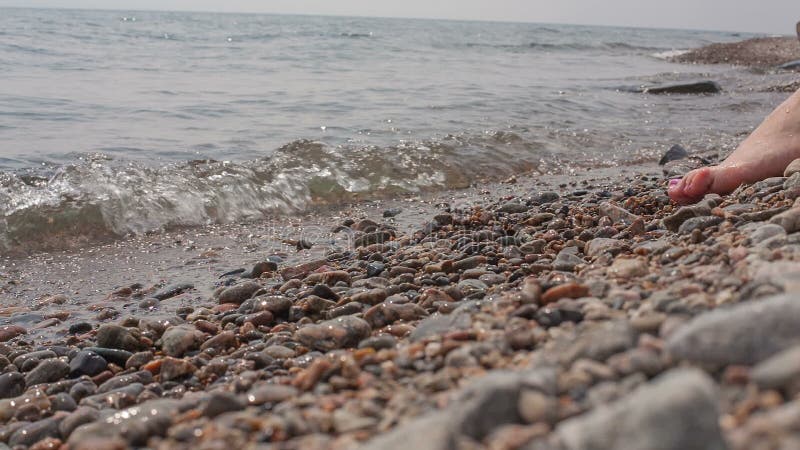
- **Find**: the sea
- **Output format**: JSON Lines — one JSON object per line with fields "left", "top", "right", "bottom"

{"left": 0, "top": 7, "right": 793, "bottom": 254}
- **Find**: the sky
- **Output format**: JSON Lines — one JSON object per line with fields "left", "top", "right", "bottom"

{"left": 0, "top": 0, "right": 798, "bottom": 34}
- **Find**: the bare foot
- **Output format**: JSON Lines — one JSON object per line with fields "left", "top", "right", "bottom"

{"left": 668, "top": 87, "right": 800, "bottom": 204}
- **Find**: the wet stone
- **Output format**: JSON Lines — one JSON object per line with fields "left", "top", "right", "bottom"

{"left": 217, "top": 281, "right": 261, "bottom": 305}
{"left": 25, "top": 358, "right": 69, "bottom": 387}
{"left": 14, "top": 350, "right": 58, "bottom": 372}
{"left": 0, "top": 325, "right": 26, "bottom": 342}
{"left": 82, "top": 348, "right": 132, "bottom": 367}
{"left": 659, "top": 144, "right": 689, "bottom": 165}
{"left": 359, "top": 334, "right": 397, "bottom": 350}
{"left": 96, "top": 324, "right": 142, "bottom": 352}
{"left": 50, "top": 392, "right": 78, "bottom": 412}
{"left": 9, "top": 417, "right": 60, "bottom": 447}
{"left": 202, "top": 392, "right": 244, "bottom": 418}
{"left": 159, "top": 357, "right": 196, "bottom": 382}
{"left": 59, "top": 407, "right": 100, "bottom": 440}
{"left": 159, "top": 325, "right": 204, "bottom": 357}
{"left": 410, "top": 309, "right": 473, "bottom": 342}
{"left": 246, "top": 384, "right": 298, "bottom": 406}
{"left": 295, "top": 316, "right": 371, "bottom": 351}
{"left": 0, "top": 372, "right": 25, "bottom": 399}
{"left": 247, "top": 295, "right": 293, "bottom": 316}
{"left": 68, "top": 322, "right": 93, "bottom": 335}
{"left": 152, "top": 283, "right": 194, "bottom": 301}
{"left": 69, "top": 351, "right": 107, "bottom": 377}
{"left": 125, "top": 351, "right": 154, "bottom": 370}
{"left": 199, "top": 331, "right": 238, "bottom": 353}
{"left": 97, "top": 370, "right": 153, "bottom": 393}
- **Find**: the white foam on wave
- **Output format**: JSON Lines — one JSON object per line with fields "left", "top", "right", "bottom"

{"left": 651, "top": 49, "right": 690, "bottom": 60}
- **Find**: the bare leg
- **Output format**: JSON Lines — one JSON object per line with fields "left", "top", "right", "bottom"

{"left": 668, "top": 87, "right": 800, "bottom": 204}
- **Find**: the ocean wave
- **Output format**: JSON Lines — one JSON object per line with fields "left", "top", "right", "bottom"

{"left": 465, "top": 41, "right": 665, "bottom": 53}
{"left": 0, "top": 134, "right": 552, "bottom": 254}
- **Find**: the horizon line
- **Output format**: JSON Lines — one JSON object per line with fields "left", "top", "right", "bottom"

{"left": 0, "top": 4, "right": 779, "bottom": 36}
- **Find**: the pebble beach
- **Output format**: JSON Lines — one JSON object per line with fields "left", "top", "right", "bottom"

{"left": 1, "top": 34, "right": 800, "bottom": 450}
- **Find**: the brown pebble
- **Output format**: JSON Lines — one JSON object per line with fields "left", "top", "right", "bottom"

{"left": 722, "top": 365, "right": 750, "bottom": 385}
{"left": 293, "top": 358, "right": 332, "bottom": 391}
{"left": 29, "top": 437, "right": 62, "bottom": 450}
{"left": 540, "top": 283, "right": 589, "bottom": 305}
{"left": 194, "top": 320, "right": 219, "bottom": 335}
{"left": 0, "top": 325, "right": 26, "bottom": 342}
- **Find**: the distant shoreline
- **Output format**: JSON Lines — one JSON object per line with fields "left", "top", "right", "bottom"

{"left": 673, "top": 36, "right": 800, "bottom": 68}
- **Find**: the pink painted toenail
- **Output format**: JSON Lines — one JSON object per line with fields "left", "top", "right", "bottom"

{"left": 668, "top": 179, "right": 680, "bottom": 187}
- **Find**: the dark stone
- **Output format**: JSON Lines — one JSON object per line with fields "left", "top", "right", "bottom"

{"left": 82, "top": 347, "right": 133, "bottom": 366}
{"left": 96, "top": 324, "right": 142, "bottom": 352}
{"left": 9, "top": 417, "right": 60, "bottom": 447}
{"left": 68, "top": 322, "right": 93, "bottom": 335}
{"left": 152, "top": 283, "right": 194, "bottom": 301}
{"left": 354, "top": 231, "right": 392, "bottom": 248}
{"left": 295, "top": 316, "right": 371, "bottom": 351}
{"left": 202, "top": 392, "right": 244, "bottom": 418}
{"left": 677, "top": 215, "right": 722, "bottom": 234}
{"left": 69, "top": 351, "right": 108, "bottom": 377}
{"left": 25, "top": 358, "right": 69, "bottom": 387}
{"left": 778, "top": 59, "right": 800, "bottom": 71}
{"left": 0, "top": 372, "right": 25, "bottom": 399}
{"left": 659, "top": 144, "right": 689, "bottom": 165}
{"left": 643, "top": 81, "right": 721, "bottom": 95}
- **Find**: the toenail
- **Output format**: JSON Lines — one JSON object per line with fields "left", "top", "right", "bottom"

{"left": 668, "top": 179, "right": 680, "bottom": 187}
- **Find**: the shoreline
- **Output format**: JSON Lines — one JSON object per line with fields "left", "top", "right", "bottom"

{"left": 1, "top": 152, "right": 800, "bottom": 448}
{"left": 672, "top": 35, "right": 800, "bottom": 68}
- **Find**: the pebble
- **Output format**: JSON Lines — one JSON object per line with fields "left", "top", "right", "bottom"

{"left": 159, "top": 325, "right": 204, "bottom": 357}
{"left": 599, "top": 202, "right": 640, "bottom": 225}
{"left": 555, "top": 369, "right": 725, "bottom": 450}
{"left": 770, "top": 207, "right": 800, "bottom": 233}
{"left": 96, "top": 324, "right": 142, "bottom": 352}
{"left": 663, "top": 204, "right": 711, "bottom": 232}
{"left": 677, "top": 215, "right": 722, "bottom": 234}
{"left": 0, "top": 326, "right": 26, "bottom": 342}
{"left": 295, "top": 316, "right": 372, "bottom": 351}
{"left": 246, "top": 384, "right": 298, "bottom": 405}
{"left": 159, "top": 357, "right": 197, "bottom": 381}
{"left": 585, "top": 238, "right": 624, "bottom": 257}
{"left": 202, "top": 392, "right": 244, "bottom": 418}
{"left": 667, "top": 293, "right": 800, "bottom": 366}
{"left": 9, "top": 417, "right": 60, "bottom": 447}
{"left": 784, "top": 158, "right": 800, "bottom": 177}
{"left": 0, "top": 373, "right": 25, "bottom": 399}
{"left": 541, "top": 283, "right": 589, "bottom": 305}
{"left": 608, "top": 257, "right": 648, "bottom": 278}
{"left": 25, "top": 358, "right": 69, "bottom": 387}
{"left": 217, "top": 281, "right": 261, "bottom": 305}
{"left": 751, "top": 344, "right": 800, "bottom": 390}
{"left": 69, "top": 351, "right": 107, "bottom": 377}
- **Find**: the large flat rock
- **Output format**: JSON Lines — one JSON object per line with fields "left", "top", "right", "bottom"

{"left": 555, "top": 368, "right": 725, "bottom": 450}
{"left": 667, "top": 293, "right": 800, "bottom": 366}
